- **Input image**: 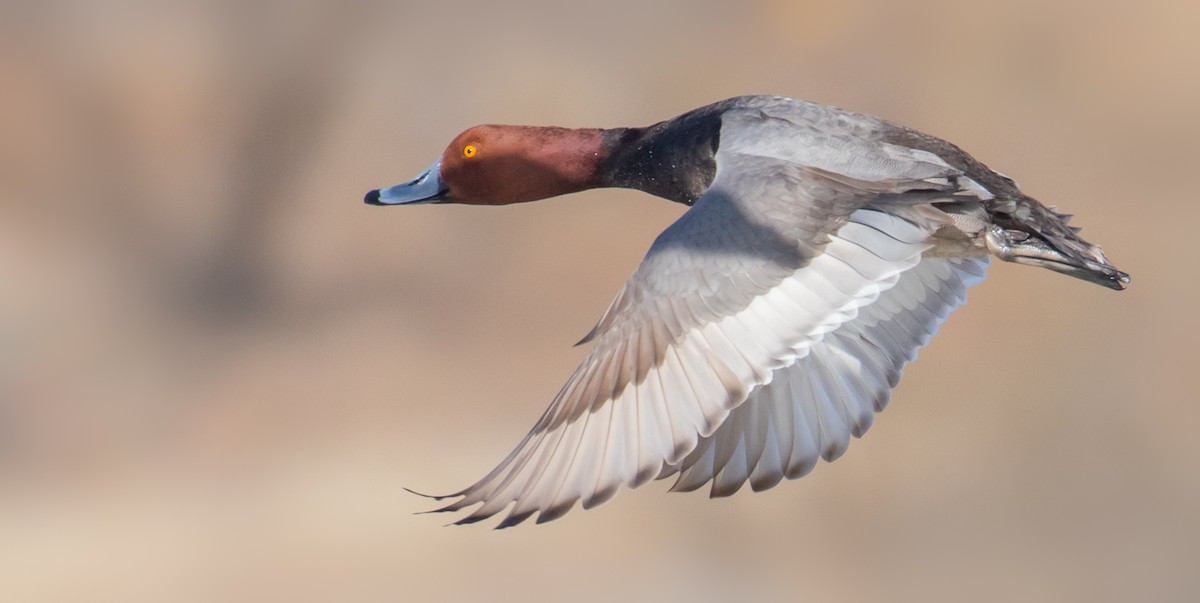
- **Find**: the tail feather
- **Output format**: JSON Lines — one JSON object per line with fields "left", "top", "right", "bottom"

{"left": 986, "top": 196, "right": 1128, "bottom": 290}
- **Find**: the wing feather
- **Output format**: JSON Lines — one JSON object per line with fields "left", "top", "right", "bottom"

{"left": 664, "top": 256, "right": 988, "bottom": 496}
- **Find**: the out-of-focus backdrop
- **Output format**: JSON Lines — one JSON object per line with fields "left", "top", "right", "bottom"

{"left": 1, "top": 1, "right": 1196, "bottom": 601}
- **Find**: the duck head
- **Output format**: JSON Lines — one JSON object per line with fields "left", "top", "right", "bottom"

{"left": 365, "top": 125, "right": 607, "bottom": 206}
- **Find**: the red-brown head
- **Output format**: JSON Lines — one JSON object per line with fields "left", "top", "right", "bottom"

{"left": 365, "top": 125, "right": 607, "bottom": 206}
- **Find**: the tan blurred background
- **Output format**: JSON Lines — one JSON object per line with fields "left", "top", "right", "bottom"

{"left": 0, "top": 0, "right": 1196, "bottom": 601}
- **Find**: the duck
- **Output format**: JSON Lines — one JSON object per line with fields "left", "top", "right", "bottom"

{"left": 365, "top": 95, "right": 1128, "bottom": 528}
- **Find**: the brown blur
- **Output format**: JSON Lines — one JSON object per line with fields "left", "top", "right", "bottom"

{"left": 1, "top": 1, "right": 1195, "bottom": 601}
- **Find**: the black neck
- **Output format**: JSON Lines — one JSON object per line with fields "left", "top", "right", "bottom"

{"left": 598, "top": 105, "right": 724, "bottom": 205}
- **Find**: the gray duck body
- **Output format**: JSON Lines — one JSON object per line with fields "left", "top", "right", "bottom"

{"left": 366, "top": 95, "right": 1127, "bottom": 528}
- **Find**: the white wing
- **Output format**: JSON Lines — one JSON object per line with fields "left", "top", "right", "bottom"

{"left": 660, "top": 256, "right": 988, "bottom": 496}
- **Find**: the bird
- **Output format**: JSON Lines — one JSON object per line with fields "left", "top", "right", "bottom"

{"left": 365, "top": 95, "right": 1128, "bottom": 528}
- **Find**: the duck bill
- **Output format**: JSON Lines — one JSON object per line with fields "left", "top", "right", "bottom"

{"left": 365, "top": 160, "right": 446, "bottom": 205}
{"left": 985, "top": 225, "right": 1130, "bottom": 291}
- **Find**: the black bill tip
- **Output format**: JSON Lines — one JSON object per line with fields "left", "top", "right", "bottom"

{"left": 364, "top": 189, "right": 382, "bottom": 205}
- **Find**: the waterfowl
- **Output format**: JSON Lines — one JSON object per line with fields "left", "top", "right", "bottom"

{"left": 365, "top": 95, "right": 1128, "bottom": 528}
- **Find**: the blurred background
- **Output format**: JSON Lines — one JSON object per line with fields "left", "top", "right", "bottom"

{"left": 1, "top": 0, "right": 1196, "bottom": 601}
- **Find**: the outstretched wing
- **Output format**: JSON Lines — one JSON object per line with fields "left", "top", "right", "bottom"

{"left": 659, "top": 256, "right": 988, "bottom": 495}
{"left": 424, "top": 105, "right": 986, "bottom": 527}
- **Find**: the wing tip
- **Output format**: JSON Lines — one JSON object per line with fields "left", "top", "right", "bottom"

{"left": 535, "top": 499, "right": 578, "bottom": 525}
{"left": 403, "top": 486, "right": 460, "bottom": 501}
{"left": 494, "top": 509, "right": 537, "bottom": 530}
{"left": 574, "top": 328, "right": 599, "bottom": 347}
{"left": 708, "top": 480, "right": 746, "bottom": 499}
{"left": 749, "top": 473, "right": 784, "bottom": 492}
{"left": 582, "top": 484, "right": 620, "bottom": 510}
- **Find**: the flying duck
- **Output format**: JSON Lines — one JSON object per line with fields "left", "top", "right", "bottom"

{"left": 365, "top": 95, "right": 1128, "bottom": 528}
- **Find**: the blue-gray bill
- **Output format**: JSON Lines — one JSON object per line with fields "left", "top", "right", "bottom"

{"left": 365, "top": 160, "right": 445, "bottom": 205}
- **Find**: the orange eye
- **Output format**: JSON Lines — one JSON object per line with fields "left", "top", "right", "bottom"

{"left": 463, "top": 144, "right": 477, "bottom": 158}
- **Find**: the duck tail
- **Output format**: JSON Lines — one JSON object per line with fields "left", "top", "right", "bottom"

{"left": 985, "top": 196, "right": 1129, "bottom": 290}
